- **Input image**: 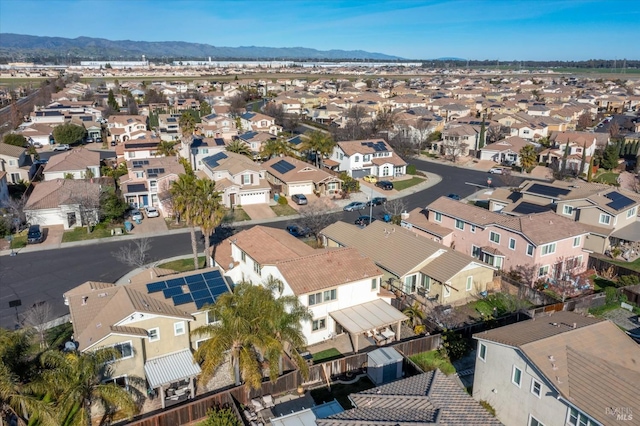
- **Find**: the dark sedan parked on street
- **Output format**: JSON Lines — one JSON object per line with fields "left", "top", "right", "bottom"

{"left": 376, "top": 181, "right": 394, "bottom": 190}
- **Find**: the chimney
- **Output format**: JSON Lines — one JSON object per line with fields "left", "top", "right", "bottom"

{"left": 572, "top": 322, "right": 577, "bottom": 329}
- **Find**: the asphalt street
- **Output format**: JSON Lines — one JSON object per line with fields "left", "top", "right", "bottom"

{"left": 0, "top": 159, "right": 519, "bottom": 330}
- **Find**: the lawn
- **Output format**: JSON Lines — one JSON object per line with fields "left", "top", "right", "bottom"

{"left": 594, "top": 171, "right": 619, "bottom": 185}
{"left": 61, "top": 224, "right": 118, "bottom": 243}
{"left": 409, "top": 350, "right": 456, "bottom": 375}
{"left": 310, "top": 376, "right": 375, "bottom": 409}
{"left": 312, "top": 348, "right": 343, "bottom": 363}
{"left": 608, "top": 258, "right": 640, "bottom": 273}
{"left": 271, "top": 204, "right": 298, "bottom": 216}
{"left": 8, "top": 233, "right": 27, "bottom": 249}
{"left": 157, "top": 256, "right": 207, "bottom": 272}
{"left": 592, "top": 275, "right": 618, "bottom": 291}
{"left": 392, "top": 177, "right": 425, "bottom": 191}
{"left": 224, "top": 208, "right": 250, "bottom": 222}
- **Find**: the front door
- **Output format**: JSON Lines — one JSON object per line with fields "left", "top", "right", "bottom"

{"left": 141, "top": 195, "right": 149, "bottom": 207}
{"left": 67, "top": 212, "right": 76, "bottom": 228}
{"left": 229, "top": 193, "right": 236, "bottom": 207}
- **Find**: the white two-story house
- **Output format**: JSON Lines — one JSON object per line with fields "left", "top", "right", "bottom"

{"left": 329, "top": 139, "right": 407, "bottom": 179}
{"left": 120, "top": 156, "right": 183, "bottom": 211}
{"left": 43, "top": 148, "right": 101, "bottom": 181}
{"left": 239, "top": 112, "right": 281, "bottom": 135}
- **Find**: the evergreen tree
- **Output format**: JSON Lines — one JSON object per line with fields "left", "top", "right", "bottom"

{"left": 560, "top": 141, "right": 570, "bottom": 175}
{"left": 107, "top": 89, "right": 119, "bottom": 110}
{"left": 633, "top": 141, "right": 640, "bottom": 156}
{"left": 587, "top": 157, "right": 594, "bottom": 182}
{"left": 478, "top": 115, "right": 486, "bottom": 150}
{"left": 579, "top": 143, "right": 587, "bottom": 177}
{"left": 602, "top": 143, "right": 620, "bottom": 170}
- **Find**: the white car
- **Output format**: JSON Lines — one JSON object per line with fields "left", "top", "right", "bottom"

{"left": 52, "top": 144, "right": 70, "bottom": 151}
{"left": 131, "top": 209, "right": 143, "bottom": 221}
{"left": 489, "top": 167, "right": 504, "bottom": 174}
{"left": 145, "top": 206, "right": 159, "bottom": 218}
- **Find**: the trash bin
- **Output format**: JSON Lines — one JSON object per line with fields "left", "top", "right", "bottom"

{"left": 124, "top": 221, "right": 133, "bottom": 232}
{"left": 135, "top": 218, "right": 142, "bottom": 225}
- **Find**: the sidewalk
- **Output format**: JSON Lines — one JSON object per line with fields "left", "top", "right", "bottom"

{"left": 0, "top": 171, "right": 441, "bottom": 257}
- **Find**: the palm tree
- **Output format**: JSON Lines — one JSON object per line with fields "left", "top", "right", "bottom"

{"left": 194, "top": 179, "right": 225, "bottom": 268}
{"left": 403, "top": 302, "right": 425, "bottom": 329}
{"left": 225, "top": 139, "right": 252, "bottom": 157}
{"left": 259, "top": 136, "right": 292, "bottom": 160}
{"left": 170, "top": 173, "right": 200, "bottom": 270}
{"left": 302, "top": 131, "right": 335, "bottom": 168}
{"left": 179, "top": 112, "right": 196, "bottom": 142}
{"left": 155, "top": 140, "right": 176, "bottom": 157}
{"left": 40, "top": 348, "right": 140, "bottom": 426}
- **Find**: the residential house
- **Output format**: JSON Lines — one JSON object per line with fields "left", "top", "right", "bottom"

{"left": 198, "top": 114, "right": 237, "bottom": 140}
{"left": 24, "top": 178, "right": 112, "bottom": 229}
{"left": 236, "top": 131, "right": 276, "bottom": 158}
{"left": 441, "top": 124, "right": 479, "bottom": 155}
{"left": 212, "top": 226, "right": 405, "bottom": 350}
{"left": 200, "top": 151, "right": 270, "bottom": 208}
{"left": 119, "top": 134, "right": 163, "bottom": 162}
{"left": 538, "top": 131, "right": 597, "bottom": 175}
{"left": 179, "top": 137, "right": 226, "bottom": 171}
{"left": 17, "top": 123, "right": 55, "bottom": 146}
{"left": 316, "top": 370, "right": 502, "bottom": 426}
{"left": 107, "top": 115, "right": 147, "bottom": 144}
{"left": 43, "top": 148, "right": 101, "bottom": 181}
{"left": 479, "top": 136, "right": 532, "bottom": 165}
{"left": 473, "top": 311, "right": 640, "bottom": 426}
{"left": 423, "top": 197, "right": 590, "bottom": 284}
{"left": 262, "top": 156, "right": 342, "bottom": 197}
{"left": 329, "top": 139, "right": 407, "bottom": 179}
{"left": 120, "top": 156, "right": 183, "bottom": 211}
{"left": 239, "top": 112, "right": 281, "bottom": 135}
{"left": 63, "top": 268, "right": 234, "bottom": 409}
{"left": 157, "top": 114, "right": 181, "bottom": 142}
{"left": 0, "top": 142, "right": 30, "bottom": 183}
{"left": 321, "top": 221, "right": 496, "bottom": 306}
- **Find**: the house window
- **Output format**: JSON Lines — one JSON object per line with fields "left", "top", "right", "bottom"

{"left": 383, "top": 167, "right": 390, "bottom": 176}
{"left": 113, "top": 342, "right": 133, "bottom": 360}
{"left": 526, "top": 244, "right": 534, "bottom": 257}
{"left": 135, "top": 172, "right": 144, "bottom": 178}
{"left": 509, "top": 238, "right": 516, "bottom": 250}
{"left": 563, "top": 205, "right": 573, "bottom": 215}
{"left": 434, "top": 212, "right": 442, "bottom": 222}
{"left": 105, "top": 375, "right": 128, "bottom": 389}
{"left": 422, "top": 275, "right": 431, "bottom": 292}
{"left": 312, "top": 318, "right": 326, "bottom": 331}
{"left": 354, "top": 155, "right": 359, "bottom": 163}
{"left": 531, "top": 379, "right": 542, "bottom": 397}
{"left": 599, "top": 213, "right": 611, "bottom": 225}
{"left": 242, "top": 174, "right": 251, "bottom": 184}
{"left": 470, "top": 224, "right": 476, "bottom": 233}
{"left": 253, "top": 261, "right": 261, "bottom": 275}
{"left": 573, "top": 236, "right": 581, "bottom": 247}
{"left": 308, "top": 292, "right": 322, "bottom": 306}
{"left": 195, "top": 339, "right": 210, "bottom": 349}
{"left": 455, "top": 219, "right": 464, "bottom": 230}
{"left": 404, "top": 275, "right": 417, "bottom": 293}
{"left": 443, "top": 285, "right": 451, "bottom": 298}
{"left": 567, "top": 408, "right": 597, "bottom": 426}
{"left": 323, "top": 289, "right": 337, "bottom": 302}
{"left": 364, "top": 154, "right": 370, "bottom": 162}
{"left": 201, "top": 148, "right": 209, "bottom": 154}
{"left": 538, "top": 265, "right": 549, "bottom": 277}
{"left": 240, "top": 251, "right": 246, "bottom": 262}
{"left": 512, "top": 366, "right": 522, "bottom": 387}
{"left": 466, "top": 276, "right": 473, "bottom": 291}
{"left": 529, "top": 416, "right": 545, "bottom": 426}
{"left": 541, "top": 243, "right": 556, "bottom": 256}
{"left": 371, "top": 278, "right": 378, "bottom": 290}
{"left": 206, "top": 311, "right": 217, "bottom": 323}
{"left": 471, "top": 245, "right": 481, "bottom": 258}
{"left": 10, "top": 173, "right": 21, "bottom": 184}
{"left": 149, "top": 180, "right": 157, "bottom": 189}
{"left": 478, "top": 342, "right": 487, "bottom": 361}
{"left": 489, "top": 231, "right": 500, "bottom": 244}
{"left": 627, "top": 206, "right": 637, "bottom": 218}
{"left": 129, "top": 151, "right": 136, "bottom": 158}
{"left": 174, "top": 321, "right": 185, "bottom": 336}
{"left": 148, "top": 328, "right": 160, "bottom": 342}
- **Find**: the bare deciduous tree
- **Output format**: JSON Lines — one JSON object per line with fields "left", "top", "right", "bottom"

{"left": 298, "top": 201, "right": 335, "bottom": 244}
{"left": 441, "top": 138, "right": 468, "bottom": 163}
{"left": 23, "top": 301, "right": 52, "bottom": 349}
{"left": 113, "top": 238, "right": 154, "bottom": 278}
{"left": 383, "top": 199, "right": 407, "bottom": 224}
{"left": 486, "top": 124, "right": 506, "bottom": 144}
{"left": 228, "top": 95, "right": 247, "bottom": 118}
{"left": 69, "top": 181, "right": 102, "bottom": 234}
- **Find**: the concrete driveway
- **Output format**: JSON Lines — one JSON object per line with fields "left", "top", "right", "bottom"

{"left": 41, "top": 225, "right": 64, "bottom": 247}
{"left": 242, "top": 203, "right": 277, "bottom": 220}
{"left": 128, "top": 215, "right": 168, "bottom": 235}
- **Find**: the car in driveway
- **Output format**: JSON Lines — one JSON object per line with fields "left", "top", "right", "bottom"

{"left": 343, "top": 201, "right": 367, "bottom": 211}
{"left": 489, "top": 167, "right": 504, "bottom": 174}
{"left": 27, "top": 225, "right": 44, "bottom": 244}
{"left": 447, "top": 193, "right": 461, "bottom": 200}
{"left": 376, "top": 180, "right": 394, "bottom": 190}
{"left": 355, "top": 215, "right": 376, "bottom": 226}
{"left": 363, "top": 175, "right": 378, "bottom": 183}
{"left": 30, "top": 142, "right": 43, "bottom": 149}
{"left": 366, "top": 197, "right": 387, "bottom": 206}
{"left": 52, "top": 144, "right": 70, "bottom": 151}
{"left": 145, "top": 206, "right": 160, "bottom": 218}
{"left": 131, "top": 209, "right": 143, "bottom": 221}
{"left": 286, "top": 224, "right": 311, "bottom": 238}
{"left": 291, "top": 194, "right": 308, "bottom": 205}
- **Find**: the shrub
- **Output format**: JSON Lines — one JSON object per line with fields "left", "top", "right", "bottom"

{"left": 617, "top": 275, "right": 640, "bottom": 288}
{"left": 199, "top": 406, "right": 241, "bottom": 426}
{"left": 406, "top": 164, "right": 417, "bottom": 175}
{"left": 277, "top": 195, "right": 288, "bottom": 205}
{"left": 439, "top": 329, "right": 470, "bottom": 361}
{"left": 605, "top": 287, "right": 618, "bottom": 304}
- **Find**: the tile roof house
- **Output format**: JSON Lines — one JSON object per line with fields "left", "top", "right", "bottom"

{"left": 423, "top": 197, "right": 590, "bottom": 285}
{"left": 321, "top": 220, "right": 496, "bottom": 306}
{"left": 473, "top": 311, "right": 640, "bottom": 426}
{"left": 179, "top": 136, "right": 227, "bottom": 172}
{"left": 25, "top": 178, "right": 112, "bottom": 229}
{"left": 200, "top": 151, "right": 271, "bottom": 208}
{"left": 0, "top": 142, "right": 30, "bottom": 184}
{"left": 329, "top": 139, "right": 407, "bottom": 179}
{"left": 317, "top": 370, "right": 503, "bottom": 426}
{"left": 42, "top": 148, "right": 101, "bottom": 181}
{"left": 239, "top": 112, "right": 281, "bottom": 135}
{"left": 479, "top": 136, "right": 533, "bottom": 165}
{"left": 107, "top": 115, "right": 147, "bottom": 144}
{"left": 212, "top": 225, "right": 404, "bottom": 349}
{"left": 120, "top": 156, "right": 183, "bottom": 212}
{"left": 262, "top": 155, "right": 343, "bottom": 197}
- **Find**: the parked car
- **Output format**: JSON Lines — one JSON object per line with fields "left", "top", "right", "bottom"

{"left": 86, "top": 137, "right": 94, "bottom": 143}
{"left": 291, "top": 194, "right": 308, "bottom": 205}
{"left": 96, "top": 137, "right": 103, "bottom": 143}
{"left": 489, "top": 167, "right": 504, "bottom": 174}
{"left": 447, "top": 193, "right": 461, "bottom": 200}
{"left": 286, "top": 224, "right": 311, "bottom": 238}
{"left": 343, "top": 201, "right": 367, "bottom": 211}
{"left": 30, "top": 142, "right": 43, "bottom": 149}
{"left": 366, "top": 197, "right": 387, "bottom": 206}
{"left": 27, "top": 225, "right": 43, "bottom": 244}
{"left": 355, "top": 216, "right": 376, "bottom": 226}
{"left": 145, "top": 206, "right": 159, "bottom": 218}
{"left": 376, "top": 180, "right": 394, "bottom": 190}
{"left": 363, "top": 175, "right": 378, "bottom": 183}
{"left": 131, "top": 209, "right": 143, "bottom": 221}
{"left": 111, "top": 141, "right": 117, "bottom": 147}
{"left": 52, "top": 144, "right": 70, "bottom": 151}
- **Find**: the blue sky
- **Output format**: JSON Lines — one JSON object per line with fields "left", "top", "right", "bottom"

{"left": 1, "top": 0, "right": 638, "bottom": 60}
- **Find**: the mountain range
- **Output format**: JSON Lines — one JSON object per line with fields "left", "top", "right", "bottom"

{"left": 0, "top": 33, "right": 403, "bottom": 61}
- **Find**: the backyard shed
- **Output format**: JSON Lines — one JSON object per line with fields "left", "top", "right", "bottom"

{"left": 366, "top": 346, "right": 403, "bottom": 385}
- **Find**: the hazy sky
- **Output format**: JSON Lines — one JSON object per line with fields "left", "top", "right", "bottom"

{"left": 1, "top": 0, "right": 638, "bottom": 61}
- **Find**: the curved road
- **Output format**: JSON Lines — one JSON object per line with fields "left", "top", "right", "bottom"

{"left": 0, "top": 159, "right": 518, "bottom": 329}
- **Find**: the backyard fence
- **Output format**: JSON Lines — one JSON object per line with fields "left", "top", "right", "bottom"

{"left": 588, "top": 253, "right": 640, "bottom": 279}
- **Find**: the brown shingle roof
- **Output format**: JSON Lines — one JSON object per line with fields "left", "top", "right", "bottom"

{"left": 403, "top": 208, "right": 453, "bottom": 238}
{"left": 24, "top": 179, "right": 105, "bottom": 210}
{"left": 44, "top": 148, "right": 100, "bottom": 172}
{"left": 275, "top": 247, "right": 382, "bottom": 295}
{"left": 336, "top": 139, "right": 391, "bottom": 156}
{"left": 0, "top": 142, "right": 26, "bottom": 158}
{"left": 225, "top": 225, "right": 315, "bottom": 265}
{"left": 263, "top": 156, "right": 341, "bottom": 185}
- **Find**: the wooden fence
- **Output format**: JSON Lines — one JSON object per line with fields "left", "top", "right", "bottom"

{"left": 588, "top": 253, "right": 640, "bottom": 279}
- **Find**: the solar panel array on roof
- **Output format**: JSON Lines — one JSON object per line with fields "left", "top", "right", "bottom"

{"left": 203, "top": 152, "right": 228, "bottom": 168}
{"left": 166, "top": 117, "right": 177, "bottom": 123}
{"left": 126, "top": 183, "right": 147, "bottom": 193}
{"left": 146, "top": 168, "right": 165, "bottom": 177}
{"left": 604, "top": 191, "right": 635, "bottom": 211}
{"left": 132, "top": 160, "right": 150, "bottom": 168}
{"left": 126, "top": 142, "right": 158, "bottom": 149}
{"left": 146, "top": 270, "right": 228, "bottom": 309}
{"left": 527, "top": 184, "right": 571, "bottom": 198}
{"left": 127, "top": 118, "right": 134, "bottom": 123}
{"left": 360, "top": 141, "right": 387, "bottom": 152}
{"left": 271, "top": 159, "right": 296, "bottom": 174}
{"left": 214, "top": 138, "right": 225, "bottom": 146}
{"left": 511, "top": 202, "right": 552, "bottom": 215}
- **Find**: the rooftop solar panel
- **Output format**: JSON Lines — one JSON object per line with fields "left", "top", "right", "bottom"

{"left": 185, "top": 274, "right": 205, "bottom": 284}
{"left": 188, "top": 281, "right": 208, "bottom": 292}
{"left": 271, "top": 160, "right": 296, "bottom": 174}
{"left": 527, "top": 184, "right": 571, "bottom": 198}
{"left": 195, "top": 297, "right": 215, "bottom": 310}
{"left": 146, "top": 282, "right": 167, "bottom": 293}
{"left": 511, "top": 202, "right": 552, "bottom": 215}
{"left": 191, "top": 289, "right": 212, "bottom": 301}
{"left": 166, "top": 277, "right": 186, "bottom": 287}
{"left": 202, "top": 271, "right": 222, "bottom": 280}
{"left": 206, "top": 278, "right": 226, "bottom": 287}
{"left": 604, "top": 191, "right": 626, "bottom": 201}
{"left": 608, "top": 199, "right": 634, "bottom": 211}
{"left": 163, "top": 287, "right": 183, "bottom": 298}
{"left": 172, "top": 293, "right": 194, "bottom": 306}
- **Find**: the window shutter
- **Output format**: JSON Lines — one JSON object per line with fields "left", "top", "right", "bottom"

{"left": 250, "top": 174, "right": 254, "bottom": 184}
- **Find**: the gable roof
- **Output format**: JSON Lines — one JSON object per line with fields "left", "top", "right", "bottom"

{"left": 44, "top": 148, "right": 100, "bottom": 172}
{"left": 263, "top": 156, "right": 342, "bottom": 184}
{"left": 24, "top": 178, "right": 107, "bottom": 210}
{"left": 275, "top": 247, "right": 381, "bottom": 295}
{"left": 0, "top": 142, "right": 26, "bottom": 158}
{"left": 475, "top": 311, "right": 640, "bottom": 426}
{"left": 317, "top": 370, "right": 502, "bottom": 426}
{"left": 336, "top": 139, "right": 392, "bottom": 156}
{"left": 202, "top": 151, "right": 262, "bottom": 175}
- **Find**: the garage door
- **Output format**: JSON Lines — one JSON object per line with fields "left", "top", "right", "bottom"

{"left": 240, "top": 191, "right": 267, "bottom": 205}
{"left": 288, "top": 183, "right": 313, "bottom": 195}
{"left": 352, "top": 169, "right": 370, "bottom": 179}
